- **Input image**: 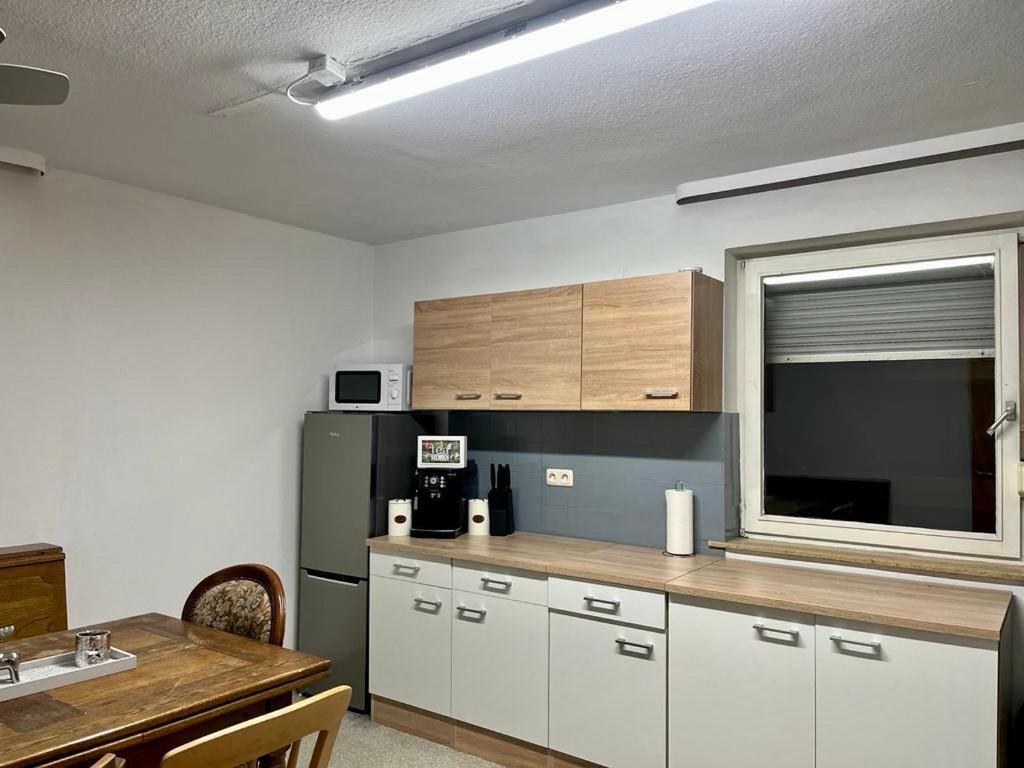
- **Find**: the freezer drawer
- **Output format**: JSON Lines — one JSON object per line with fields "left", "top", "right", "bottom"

{"left": 298, "top": 570, "right": 368, "bottom": 710}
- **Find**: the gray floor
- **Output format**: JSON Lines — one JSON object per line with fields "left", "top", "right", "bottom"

{"left": 298, "top": 713, "right": 497, "bottom": 767}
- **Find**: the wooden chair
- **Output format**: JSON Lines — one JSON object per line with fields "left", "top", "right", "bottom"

{"left": 181, "top": 564, "right": 285, "bottom": 646}
{"left": 90, "top": 755, "right": 124, "bottom": 768}
{"left": 159, "top": 686, "right": 352, "bottom": 768}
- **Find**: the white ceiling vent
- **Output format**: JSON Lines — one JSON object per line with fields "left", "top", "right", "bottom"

{"left": 0, "top": 145, "right": 45, "bottom": 175}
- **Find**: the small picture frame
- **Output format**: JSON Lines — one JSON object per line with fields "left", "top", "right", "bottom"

{"left": 417, "top": 436, "right": 467, "bottom": 469}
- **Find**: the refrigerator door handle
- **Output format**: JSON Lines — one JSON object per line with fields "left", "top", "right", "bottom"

{"left": 303, "top": 571, "right": 363, "bottom": 587}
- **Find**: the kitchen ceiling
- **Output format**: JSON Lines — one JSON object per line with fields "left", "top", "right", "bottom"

{"left": 1, "top": 0, "right": 1022, "bottom": 245}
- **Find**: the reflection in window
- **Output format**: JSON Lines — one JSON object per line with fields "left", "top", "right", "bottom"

{"left": 762, "top": 256, "right": 996, "bottom": 534}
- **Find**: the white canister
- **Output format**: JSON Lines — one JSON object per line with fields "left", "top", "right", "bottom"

{"left": 468, "top": 498, "right": 490, "bottom": 536}
{"left": 388, "top": 499, "right": 412, "bottom": 537}
{"left": 665, "top": 486, "right": 694, "bottom": 556}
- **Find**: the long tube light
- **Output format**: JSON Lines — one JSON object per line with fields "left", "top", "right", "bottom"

{"left": 316, "top": 0, "right": 714, "bottom": 121}
{"left": 762, "top": 255, "right": 996, "bottom": 287}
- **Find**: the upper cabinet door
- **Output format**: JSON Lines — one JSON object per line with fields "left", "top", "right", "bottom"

{"left": 582, "top": 272, "right": 722, "bottom": 411}
{"left": 490, "top": 285, "right": 583, "bottom": 410}
{"left": 413, "top": 294, "right": 492, "bottom": 410}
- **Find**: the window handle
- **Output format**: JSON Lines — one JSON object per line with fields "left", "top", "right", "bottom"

{"left": 987, "top": 401, "right": 1017, "bottom": 436}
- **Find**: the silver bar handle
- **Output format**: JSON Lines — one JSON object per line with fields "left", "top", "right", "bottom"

{"left": 413, "top": 597, "right": 442, "bottom": 610}
{"left": 615, "top": 638, "right": 654, "bottom": 656}
{"left": 455, "top": 392, "right": 483, "bottom": 401}
{"left": 393, "top": 563, "right": 421, "bottom": 576}
{"left": 644, "top": 390, "right": 679, "bottom": 400}
{"left": 829, "top": 633, "right": 882, "bottom": 651}
{"left": 986, "top": 401, "right": 1017, "bottom": 436}
{"left": 481, "top": 577, "right": 512, "bottom": 589}
{"left": 584, "top": 595, "right": 621, "bottom": 611}
{"left": 494, "top": 392, "right": 524, "bottom": 400}
{"left": 753, "top": 622, "right": 800, "bottom": 639}
{"left": 456, "top": 606, "right": 487, "bottom": 619}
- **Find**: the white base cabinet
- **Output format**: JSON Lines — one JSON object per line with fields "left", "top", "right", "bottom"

{"left": 669, "top": 597, "right": 815, "bottom": 768}
{"left": 549, "top": 611, "right": 666, "bottom": 768}
{"left": 815, "top": 619, "right": 1000, "bottom": 768}
{"left": 452, "top": 590, "right": 548, "bottom": 745}
{"left": 368, "top": 575, "right": 452, "bottom": 715}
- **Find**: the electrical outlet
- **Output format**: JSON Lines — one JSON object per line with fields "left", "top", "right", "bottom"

{"left": 546, "top": 468, "right": 574, "bottom": 487}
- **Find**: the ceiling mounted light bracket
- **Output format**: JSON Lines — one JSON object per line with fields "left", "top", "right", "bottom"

{"left": 286, "top": 55, "right": 347, "bottom": 106}
{"left": 305, "top": 0, "right": 714, "bottom": 120}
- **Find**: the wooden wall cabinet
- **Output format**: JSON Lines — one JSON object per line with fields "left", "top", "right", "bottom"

{"left": 0, "top": 543, "right": 68, "bottom": 638}
{"left": 413, "top": 294, "right": 493, "bottom": 410}
{"left": 582, "top": 271, "right": 723, "bottom": 411}
{"left": 411, "top": 271, "right": 723, "bottom": 412}
{"left": 489, "top": 285, "right": 582, "bottom": 411}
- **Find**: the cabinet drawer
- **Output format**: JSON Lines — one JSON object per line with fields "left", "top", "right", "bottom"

{"left": 816, "top": 619, "right": 999, "bottom": 768}
{"left": 370, "top": 550, "right": 451, "bottom": 588}
{"left": 368, "top": 576, "right": 452, "bottom": 716}
{"left": 452, "top": 590, "right": 548, "bottom": 745}
{"left": 549, "top": 576, "right": 665, "bottom": 629}
{"left": 550, "top": 611, "right": 666, "bottom": 768}
{"left": 453, "top": 561, "right": 547, "bottom": 606}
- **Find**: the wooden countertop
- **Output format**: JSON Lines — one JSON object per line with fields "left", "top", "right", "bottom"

{"left": 368, "top": 533, "right": 714, "bottom": 590}
{"left": 546, "top": 545, "right": 719, "bottom": 591}
{"left": 666, "top": 559, "right": 1011, "bottom": 641}
{"left": 710, "top": 537, "right": 1024, "bottom": 584}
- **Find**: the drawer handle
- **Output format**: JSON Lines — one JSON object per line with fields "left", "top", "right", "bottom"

{"left": 615, "top": 638, "right": 654, "bottom": 657}
{"left": 413, "top": 597, "right": 442, "bottom": 611}
{"left": 481, "top": 576, "right": 512, "bottom": 590}
{"left": 644, "top": 390, "right": 679, "bottom": 400}
{"left": 456, "top": 605, "right": 487, "bottom": 620}
{"left": 494, "top": 393, "right": 524, "bottom": 400}
{"left": 753, "top": 623, "right": 800, "bottom": 640}
{"left": 829, "top": 633, "right": 882, "bottom": 652}
{"left": 584, "top": 595, "right": 621, "bottom": 612}
{"left": 393, "top": 563, "right": 421, "bottom": 576}
{"left": 455, "top": 393, "right": 483, "bottom": 400}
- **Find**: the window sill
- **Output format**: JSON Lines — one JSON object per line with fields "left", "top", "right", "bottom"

{"left": 710, "top": 537, "right": 1024, "bottom": 585}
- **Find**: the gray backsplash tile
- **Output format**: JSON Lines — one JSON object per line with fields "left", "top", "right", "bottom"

{"left": 448, "top": 411, "right": 733, "bottom": 554}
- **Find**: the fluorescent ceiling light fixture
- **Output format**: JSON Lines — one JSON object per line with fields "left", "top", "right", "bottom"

{"left": 763, "top": 255, "right": 996, "bottom": 286}
{"left": 316, "top": 0, "right": 713, "bottom": 120}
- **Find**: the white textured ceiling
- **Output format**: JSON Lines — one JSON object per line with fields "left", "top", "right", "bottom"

{"left": 2, "top": 0, "right": 1023, "bottom": 244}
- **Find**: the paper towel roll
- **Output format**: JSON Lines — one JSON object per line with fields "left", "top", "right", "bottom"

{"left": 468, "top": 498, "right": 490, "bottom": 536}
{"left": 388, "top": 499, "right": 412, "bottom": 537}
{"left": 665, "top": 488, "right": 694, "bottom": 556}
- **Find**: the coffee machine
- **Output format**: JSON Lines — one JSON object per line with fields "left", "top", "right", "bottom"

{"left": 412, "top": 436, "right": 471, "bottom": 538}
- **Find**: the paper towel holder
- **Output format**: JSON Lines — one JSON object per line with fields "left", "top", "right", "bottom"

{"left": 663, "top": 482, "right": 695, "bottom": 558}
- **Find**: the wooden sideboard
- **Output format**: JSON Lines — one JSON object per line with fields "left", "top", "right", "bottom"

{"left": 0, "top": 543, "right": 68, "bottom": 638}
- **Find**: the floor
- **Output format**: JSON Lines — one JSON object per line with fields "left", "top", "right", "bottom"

{"left": 298, "top": 712, "right": 497, "bottom": 767}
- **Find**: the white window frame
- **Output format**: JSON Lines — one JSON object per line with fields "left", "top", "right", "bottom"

{"left": 740, "top": 231, "right": 1021, "bottom": 558}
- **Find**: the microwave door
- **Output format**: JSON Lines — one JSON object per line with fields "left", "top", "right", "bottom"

{"left": 334, "top": 370, "right": 384, "bottom": 410}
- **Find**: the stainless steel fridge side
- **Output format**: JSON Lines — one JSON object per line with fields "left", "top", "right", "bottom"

{"left": 297, "top": 570, "right": 368, "bottom": 705}
{"left": 299, "top": 412, "right": 374, "bottom": 579}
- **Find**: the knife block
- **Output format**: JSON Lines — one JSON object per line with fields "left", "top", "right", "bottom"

{"left": 487, "top": 487, "right": 515, "bottom": 537}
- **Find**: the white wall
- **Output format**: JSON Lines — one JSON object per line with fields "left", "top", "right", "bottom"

{"left": 373, "top": 149, "right": 1024, "bottom": 360}
{"left": 0, "top": 168, "right": 374, "bottom": 644}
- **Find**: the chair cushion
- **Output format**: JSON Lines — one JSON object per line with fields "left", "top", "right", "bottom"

{"left": 188, "top": 578, "right": 273, "bottom": 643}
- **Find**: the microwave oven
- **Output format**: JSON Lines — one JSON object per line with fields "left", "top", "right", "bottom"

{"left": 329, "top": 364, "right": 413, "bottom": 411}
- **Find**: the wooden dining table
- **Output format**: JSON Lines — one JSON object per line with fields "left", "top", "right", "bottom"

{"left": 0, "top": 614, "right": 330, "bottom": 768}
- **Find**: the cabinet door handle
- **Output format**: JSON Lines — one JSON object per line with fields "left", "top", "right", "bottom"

{"left": 644, "top": 390, "right": 679, "bottom": 400}
{"left": 584, "top": 595, "right": 621, "bottom": 612}
{"left": 393, "top": 563, "right": 421, "bottom": 576}
{"left": 455, "top": 393, "right": 483, "bottom": 400}
{"left": 753, "top": 622, "right": 800, "bottom": 639}
{"left": 829, "top": 633, "right": 882, "bottom": 651}
{"left": 494, "top": 392, "right": 524, "bottom": 400}
{"left": 456, "top": 605, "right": 487, "bottom": 619}
{"left": 413, "top": 597, "right": 442, "bottom": 611}
{"left": 615, "top": 638, "right": 654, "bottom": 656}
{"left": 481, "top": 577, "right": 512, "bottom": 590}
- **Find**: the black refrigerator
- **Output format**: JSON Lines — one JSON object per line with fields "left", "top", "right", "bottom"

{"left": 297, "top": 410, "right": 431, "bottom": 711}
